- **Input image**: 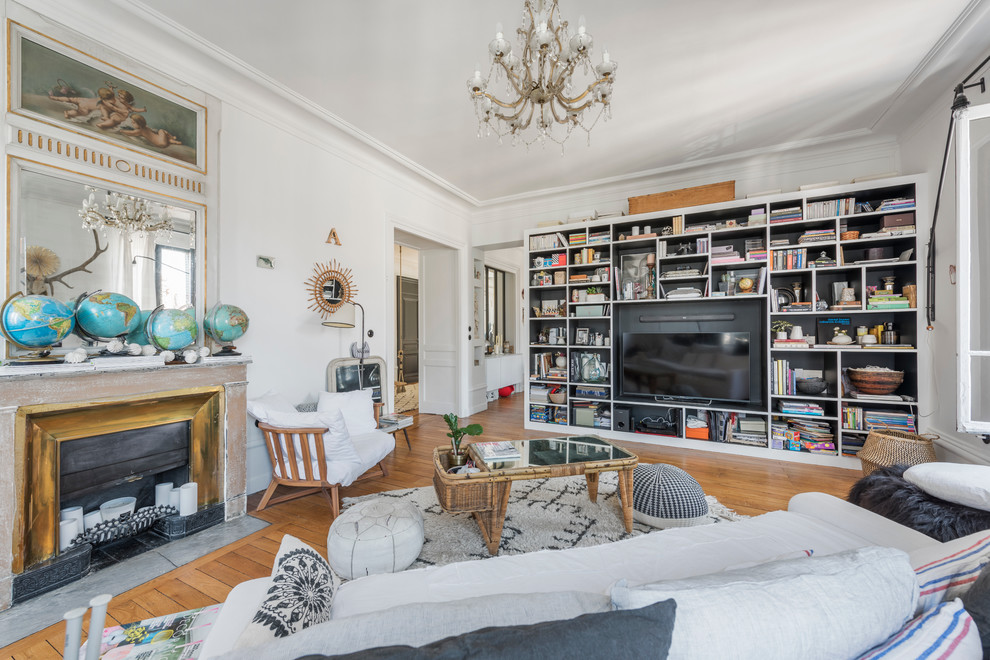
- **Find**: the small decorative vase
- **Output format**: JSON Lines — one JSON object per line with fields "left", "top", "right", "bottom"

{"left": 581, "top": 353, "right": 605, "bottom": 383}
{"left": 448, "top": 450, "right": 467, "bottom": 467}
{"left": 555, "top": 355, "right": 567, "bottom": 368}
{"left": 789, "top": 326, "right": 804, "bottom": 340}
{"left": 776, "top": 331, "right": 788, "bottom": 340}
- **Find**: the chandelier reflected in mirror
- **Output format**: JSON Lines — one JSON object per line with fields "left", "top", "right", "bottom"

{"left": 78, "top": 186, "right": 173, "bottom": 237}
{"left": 467, "top": 0, "right": 616, "bottom": 148}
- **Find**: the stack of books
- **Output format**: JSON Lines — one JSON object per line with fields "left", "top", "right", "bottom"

{"left": 797, "top": 228, "right": 836, "bottom": 243}
{"left": 732, "top": 416, "right": 768, "bottom": 447}
{"left": 772, "top": 338, "right": 811, "bottom": 349}
{"left": 770, "top": 207, "right": 803, "bottom": 224}
{"left": 671, "top": 215, "right": 685, "bottom": 234}
{"left": 744, "top": 238, "right": 767, "bottom": 261}
{"left": 877, "top": 198, "right": 915, "bottom": 212}
{"left": 863, "top": 409, "right": 917, "bottom": 432}
{"left": 786, "top": 418, "right": 836, "bottom": 454}
{"left": 771, "top": 247, "right": 808, "bottom": 270}
{"left": 748, "top": 209, "right": 768, "bottom": 225}
{"left": 529, "top": 385, "right": 550, "bottom": 403}
{"left": 866, "top": 293, "right": 910, "bottom": 309}
{"left": 474, "top": 441, "right": 521, "bottom": 461}
{"left": 777, "top": 401, "right": 825, "bottom": 416}
{"left": 588, "top": 230, "right": 610, "bottom": 245}
{"left": 529, "top": 233, "right": 565, "bottom": 250}
{"left": 711, "top": 245, "right": 743, "bottom": 264}
{"left": 568, "top": 232, "right": 587, "bottom": 247}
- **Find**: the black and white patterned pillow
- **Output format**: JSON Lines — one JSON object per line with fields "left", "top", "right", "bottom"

{"left": 236, "top": 535, "right": 340, "bottom": 648}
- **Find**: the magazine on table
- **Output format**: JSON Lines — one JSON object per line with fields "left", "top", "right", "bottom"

{"left": 473, "top": 441, "right": 522, "bottom": 461}
{"left": 80, "top": 604, "right": 222, "bottom": 660}
{"left": 379, "top": 413, "right": 413, "bottom": 429}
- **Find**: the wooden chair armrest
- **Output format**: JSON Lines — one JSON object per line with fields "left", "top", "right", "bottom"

{"left": 374, "top": 401, "right": 384, "bottom": 427}
{"left": 257, "top": 422, "right": 329, "bottom": 434}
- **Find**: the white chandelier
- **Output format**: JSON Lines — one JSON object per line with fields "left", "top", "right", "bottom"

{"left": 467, "top": 0, "right": 617, "bottom": 147}
{"left": 78, "top": 186, "right": 172, "bottom": 237}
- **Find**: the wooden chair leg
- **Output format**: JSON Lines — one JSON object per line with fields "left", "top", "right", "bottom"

{"left": 377, "top": 460, "right": 389, "bottom": 477}
{"left": 256, "top": 479, "right": 280, "bottom": 511}
{"left": 327, "top": 484, "right": 341, "bottom": 521}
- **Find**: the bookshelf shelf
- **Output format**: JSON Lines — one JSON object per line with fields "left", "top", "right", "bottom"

{"left": 525, "top": 175, "right": 921, "bottom": 466}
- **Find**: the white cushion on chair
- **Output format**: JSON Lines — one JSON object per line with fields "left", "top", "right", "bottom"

{"left": 318, "top": 389, "right": 377, "bottom": 435}
{"left": 265, "top": 409, "right": 362, "bottom": 465}
{"left": 246, "top": 390, "right": 297, "bottom": 423}
{"left": 351, "top": 430, "right": 396, "bottom": 469}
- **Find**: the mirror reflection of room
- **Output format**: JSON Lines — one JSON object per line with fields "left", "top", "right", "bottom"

{"left": 15, "top": 167, "right": 196, "bottom": 319}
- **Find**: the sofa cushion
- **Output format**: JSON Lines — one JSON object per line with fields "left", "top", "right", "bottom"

{"left": 904, "top": 463, "right": 990, "bottom": 512}
{"left": 610, "top": 546, "right": 918, "bottom": 660}
{"left": 910, "top": 531, "right": 990, "bottom": 612}
{"left": 294, "top": 599, "right": 675, "bottom": 660}
{"left": 318, "top": 390, "right": 377, "bottom": 435}
{"left": 960, "top": 563, "right": 990, "bottom": 657}
{"left": 247, "top": 390, "right": 297, "bottom": 423}
{"left": 265, "top": 409, "right": 362, "bottom": 465}
{"left": 214, "top": 590, "right": 613, "bottom": 659}
{"left": 236, "top": 535, "right": 341, "bottom": 649}
{"left": 854, "top": 599, "right": 981, "bottom": 659}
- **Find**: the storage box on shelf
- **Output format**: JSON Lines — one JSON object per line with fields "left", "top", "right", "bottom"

{"left": 524, "top": 177, "right": 921, "bottom": 468}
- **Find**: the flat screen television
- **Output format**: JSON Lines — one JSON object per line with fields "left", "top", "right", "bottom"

{"left": 620, "top": 332, "right": 751, "bottom": 403}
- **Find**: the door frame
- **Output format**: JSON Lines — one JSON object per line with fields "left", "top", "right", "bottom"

{"left": 385, "top": 215, "right": 470, "bottom": 416}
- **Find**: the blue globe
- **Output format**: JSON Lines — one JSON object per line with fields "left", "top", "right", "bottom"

{"left": 204, "top": 304, "right": 249, "bottom": 344}
{"left": 75, "top": 292, "right": 141, "bottom": 339}
{"left": 147, "top": 308, "right": 198, "bottom": 351}
{"left": 1, "top": 294, "right": 75, "bottom": 348}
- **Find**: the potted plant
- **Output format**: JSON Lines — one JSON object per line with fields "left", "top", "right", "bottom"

{"left": 443, "top": 413, "right": 483, "bottom": 466}
{"left": 771, "top": 319, "right": 793, "bottom": 340}
{"left": 586, "top": 286, "right": 606, "bottom": 303}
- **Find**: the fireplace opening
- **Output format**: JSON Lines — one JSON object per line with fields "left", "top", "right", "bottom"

{"left": 60, "top": 421, "right": 191, "bottom": 518}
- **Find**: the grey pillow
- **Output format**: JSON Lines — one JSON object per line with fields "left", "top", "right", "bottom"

{"left": 300, "top": 599, "right": 676, "bottom": 660}
{"left": 961, "top": 563, "right": 990, "bottom": 657}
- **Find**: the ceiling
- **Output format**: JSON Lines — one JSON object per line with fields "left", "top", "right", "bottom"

{"left": 135, "top": 0, "right": 988, "bottom": 204}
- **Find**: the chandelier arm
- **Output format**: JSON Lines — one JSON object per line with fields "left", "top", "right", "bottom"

{"left": 483, "top": 91, "right": 528, "bottom": 111}
{"left": 494, "top": 60, "right": 528, "bottom": 100}
{"left": 557, "top": 77, "right": 610, "bottom": 106}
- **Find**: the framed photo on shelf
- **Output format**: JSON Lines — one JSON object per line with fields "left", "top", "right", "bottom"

{"left": 575, "top": 328, "right": 590, "bottom": 345}
{"left": 9, "top": 21, "right": 207, "bottom": 172}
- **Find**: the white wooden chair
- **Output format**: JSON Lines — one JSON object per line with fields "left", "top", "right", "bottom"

{"left": 256, "top": 402, "right": 390, "bottom": 519}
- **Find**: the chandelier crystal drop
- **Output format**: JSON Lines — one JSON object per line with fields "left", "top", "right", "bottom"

{"left": 78, "top": 186, "right": 173, "bottom": 237}
{"left": 467, "top": 0, "right": 616, "bottom": 148}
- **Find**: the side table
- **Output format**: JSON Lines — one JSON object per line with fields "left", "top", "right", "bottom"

{"left": 379, "top": 414, "right": 414, "bottom": 449}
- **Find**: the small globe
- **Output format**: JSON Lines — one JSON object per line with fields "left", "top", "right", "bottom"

{"left": 1, "top": 294, "right": 75, "bottom": 348}
{"left": 204, "top": 304, "right": 249, "bottom": 344}
{"left": 146, "top": 308, "right": 198, "bottom": 351}
{"left": 738, "top": 277, "right": 755, "bottom": 293}
{"left": 75, "top": 292, "right": 141, "bottom": 339}
{"left": 126, "top": 310, "right": 155, "bottom": 346}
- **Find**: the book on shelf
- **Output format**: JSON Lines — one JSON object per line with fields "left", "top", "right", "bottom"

{"left": 769, "top": 207, "right": 803, "bottom": 224}
{"left": 91, "top": 354, "right": 167, "bottom": 369}
{"left": 773, "top": 340, "right": 811, "bottom": 349}
{"left": 474, "top": 440, "right": 522, "bottom": 461}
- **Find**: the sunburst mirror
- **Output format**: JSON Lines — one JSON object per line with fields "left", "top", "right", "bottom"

{"left": 306, "top": 260, "right": 357, "bottom": 320}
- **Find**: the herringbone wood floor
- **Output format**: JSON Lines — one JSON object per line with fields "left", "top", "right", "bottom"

{"left": 2, "top": 394, "right": 861, "bottom": 658}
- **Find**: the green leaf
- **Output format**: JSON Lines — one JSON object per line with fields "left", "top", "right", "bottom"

{"left": 464, "top": 424, "right": 483, "bottom": 436}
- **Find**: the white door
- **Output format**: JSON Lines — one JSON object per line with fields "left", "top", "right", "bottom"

{"left": 419, "top": 248, "right": 459, "bottom": 414}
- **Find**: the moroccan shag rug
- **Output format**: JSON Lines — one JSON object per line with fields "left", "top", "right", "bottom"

{"left": 341, "top": 471, "right": 746, "bottom": 570}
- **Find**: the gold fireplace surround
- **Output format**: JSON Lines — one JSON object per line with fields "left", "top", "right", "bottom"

{"left": 14, "top": 386, "right": 225, "bottom": 573}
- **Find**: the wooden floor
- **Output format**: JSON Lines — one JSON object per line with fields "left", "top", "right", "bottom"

{"left": 3, "top": 394, "right": 862, "bottom": 658}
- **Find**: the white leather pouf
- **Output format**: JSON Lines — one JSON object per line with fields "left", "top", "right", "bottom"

{"left": 326, "top": 498, "right": 424, "bottom": 579}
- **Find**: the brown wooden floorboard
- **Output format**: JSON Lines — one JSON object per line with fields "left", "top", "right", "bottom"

{"left": 2, "top": 393, "right": 862, "bottom": 656}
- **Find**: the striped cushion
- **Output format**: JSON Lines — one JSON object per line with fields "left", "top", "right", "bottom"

{"left": 911, "top": 533, "right": 990, "bottom": 613}
{"left": 855, "top": 599, "right": 981, "bottom": 659}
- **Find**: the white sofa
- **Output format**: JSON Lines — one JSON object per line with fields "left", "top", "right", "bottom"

{"left": 203, "top": 493, "right": 986, "bottom": 659}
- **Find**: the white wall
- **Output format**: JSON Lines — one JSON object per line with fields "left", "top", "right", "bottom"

{"left": 900, "top": 66, "right": 990, "bottom": 465}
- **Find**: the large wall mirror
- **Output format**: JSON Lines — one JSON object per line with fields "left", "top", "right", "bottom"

{"left": 7, "top": 158, "right": 202, "bottom": 353}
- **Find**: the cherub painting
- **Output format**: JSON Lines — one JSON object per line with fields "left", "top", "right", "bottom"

{"left": 16, "top": 29, "right": 203, "bottom": 170}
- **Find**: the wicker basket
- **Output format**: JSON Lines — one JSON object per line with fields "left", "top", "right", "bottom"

{"left": 840, "top": 230, "right": 860, "bottom": 241}
{"left": 432, "top": 448, "right": 496, "bottom": 513}
{"left": 858, "top": 428, "right": 938, "bottom": 476}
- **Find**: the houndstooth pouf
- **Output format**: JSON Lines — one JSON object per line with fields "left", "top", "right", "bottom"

{"left": 632, "top": 463, "right": 710, "bottom": 528}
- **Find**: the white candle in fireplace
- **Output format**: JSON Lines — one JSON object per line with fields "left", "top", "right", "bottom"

{"left": 169, "top": 488, "right": 181, "bottom": 509}
{"left": 60, "top": 506, "right": 84, "bottom": 531}
{"left": 59, "top": 519, "right": 79, "bottom": 552}
{"left": 155, "top": 482, "right": 174, "bottom": 508}
{"left": 179, "top": 482, "right": 198, "bottom": 516}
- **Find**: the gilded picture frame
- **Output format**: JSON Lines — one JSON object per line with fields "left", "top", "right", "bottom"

{"left": 8, "top": 21, "right": 207, "bottom": 173}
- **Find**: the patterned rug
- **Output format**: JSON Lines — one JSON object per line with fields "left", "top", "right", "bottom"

{"left": 342, "top": 471, "right": 746, "bottom": 570}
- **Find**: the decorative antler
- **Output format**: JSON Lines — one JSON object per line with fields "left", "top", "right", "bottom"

{"left": 43, "top": 230, "right": 107, "bottom": 294}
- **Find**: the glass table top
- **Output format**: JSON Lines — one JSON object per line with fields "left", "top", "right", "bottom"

{"left": 468, "top": 435, "right": 634, "bottom": 469}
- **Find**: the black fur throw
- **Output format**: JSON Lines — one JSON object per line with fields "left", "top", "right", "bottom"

{"left": 848, "top": 465, "right": 990, "bottom": 542}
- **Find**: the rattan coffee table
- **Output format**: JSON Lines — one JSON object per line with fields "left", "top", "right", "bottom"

{"left": 432, "top": 435, "right": 638, "bottom": 555}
